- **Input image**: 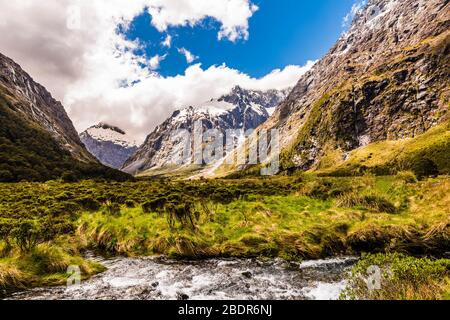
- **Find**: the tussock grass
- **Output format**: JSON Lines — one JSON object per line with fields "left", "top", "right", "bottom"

{"left": 0, "top": 242, "right": 104, "bottom": 296}
{"left": 317, "top": 120, "right": 450, "bottom": 177}
{"left": 341, "top": 253, "right": 450, "bottom": 300}
{"left": 337, "top": 192, "right": 397, "bottom": 213}
{"left": 75, "top": 176, "right": 449, "bottom": 261}
{"left": 1, "top": 174, "right": 448, "bottom": 296}
{"left": 0, "top": 262, "right": 27, "bottom": 296}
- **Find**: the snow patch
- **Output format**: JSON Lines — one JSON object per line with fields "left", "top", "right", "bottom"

{"left": 86, "top": 127, "right": 138, "bottom": 148}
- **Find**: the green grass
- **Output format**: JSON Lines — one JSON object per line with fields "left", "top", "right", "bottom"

{"left": 316, "top": 120, "right": 450, "bottom": 177}
{"left": 75, "top": 175, "right": 450, "bottom": 260}
{"left": 0, "top": 242, "right": 104, "bottom": 297}
{"left": 0, "top": 174, "right": 449, "bottom": 297}
{"left": 341, "top": 253, "right": 450, "bottom": 300}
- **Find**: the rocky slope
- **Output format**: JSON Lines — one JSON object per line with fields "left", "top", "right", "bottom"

{"left": 219, "top": 0, "right": 449, "bottom": 176}
{"left": 0, "top": 52, "right": 94, "bottom": 162}
{"left": 80, "top": 123, "right": 139, "bottom": 169}
{"left": 0, "top": 52, "right": 129, "bottom": 182}
{"left": 122, "top": 86, "right": 289, "bottom": 175}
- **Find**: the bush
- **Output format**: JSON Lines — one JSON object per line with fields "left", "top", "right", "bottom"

{"left": 61, "top": 171, "right": 78, "bottom": 183}
{"left": 164, "top": 201, "right": 199, "bottom": 229}
{"left": 337, "top": 192, "right": 397, "bottom": 213}
{"left": 77, "top": 197, "right": 101, "bottom": 211}
{"left": 396, "top": 171, "right": 418, "bottom": 184}
{"left": 0, "top": 170, "right": 14, "bottom": 182}
{"left": 142, "top": 198, "right": 167, "bottom": 213}
{"left": 409, "top": 158, "right": 439, "bottom": 179}
{"left": 341, "top": 253, "right": 450, "bottom": 300}
{"left": 10, "top": 220, "right": 42, "bottom": 252}
{"left": 125, "top": 200, "right": 136, "bottom": 208}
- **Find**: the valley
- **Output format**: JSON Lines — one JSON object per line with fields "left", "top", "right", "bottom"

{"left": 0, "top": 0, "right": 449, "bottom": 302}
{"left": 1, "top": 173, "right": 449, "bottom": 299}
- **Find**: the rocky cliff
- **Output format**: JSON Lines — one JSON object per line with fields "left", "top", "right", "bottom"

{"left": 0, "top": 52, "right": 129, "bottom": 182}
{"left": 122, "top": 86, "right": 289, "bottom": 175}
{"left": 220, "top": 0, "right": 449, "bottom": 176}
{"left": 0, "top": 52, "right": 94, "bottom": 162}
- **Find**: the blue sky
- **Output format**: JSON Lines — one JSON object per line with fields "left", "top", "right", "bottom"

{"left": 123, "top": 0, "right": 356, "bottom": 78}
{"left": 0, "top": 0, "right": 362, "bottom": 139}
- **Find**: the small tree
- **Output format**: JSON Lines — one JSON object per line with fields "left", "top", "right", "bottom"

{"left": 11, "top": 220, "right": 42, "bottom": 252}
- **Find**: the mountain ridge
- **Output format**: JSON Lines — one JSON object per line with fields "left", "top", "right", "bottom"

{"left": 0, "top": 52, "right": 130, "bottom": 182}
{"left": 122, "top": 86, "right": 290, "bottom": 175}
{"left": 0, "top": 52, "right": 95, "bottom": 162}
{"left": 80, "top": 123, "right": 139, "bottom": 169}
{"left": 216, "top": 0, "right": 450, "bottom": 177}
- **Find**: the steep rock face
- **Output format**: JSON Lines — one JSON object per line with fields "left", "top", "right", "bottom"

{"left": 0, "top": 52, "right": 94, "bottom": 162}
{"left": 80, "top": 123, "right": 139, "bottom": 169}
{"left": 122, "top": 86, "right": 289, "bottom": 174}
{"left": 0, "top": 52, "right": 131, "bottom": 182}
{"left": 254, "top": 0, "right": 449, "bottom": 172}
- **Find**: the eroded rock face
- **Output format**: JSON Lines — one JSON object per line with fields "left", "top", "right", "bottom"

{"left": 80, "top": 123, "right": 138, "bottom": 169}
{"left": 123, "top": 86, "right": 290, "bottom": 174}
{"left": 262, "top": 0, "right": 449, "bottom": 170}
{"left": 0, "top": 52, "right": 95, "bottom": 162}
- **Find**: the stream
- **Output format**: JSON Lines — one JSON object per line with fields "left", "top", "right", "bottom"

{"left": 8, "top": 256, "right": 357, "bottom": 300}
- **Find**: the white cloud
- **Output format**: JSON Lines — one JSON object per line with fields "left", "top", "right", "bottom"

{"left": 65, "top": 62, "right": 314, "bottom": 141}
{"left": 343, "top": 0, "right": 367, "bottom": 29}
{"left": 162, "top": 34, "right": 172, "bottom": 48}
{"left": 149, "top": 54, "right": 167, "bottom": 70}
{"left": 0, "top": 0, "right": 313, "bottom": 142}
{"left": 177, "top": 48, "right": 199, "bottom": 64}
{"left": 147, "top": 0, "right": 259, "bottom": 42}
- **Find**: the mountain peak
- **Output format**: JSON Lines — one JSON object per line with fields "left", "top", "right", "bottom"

{"left": 80, "top": 123, "right": 138, "bottom": 169}
{"left": 122, "top": 86, "right": 290, "bottom": 175}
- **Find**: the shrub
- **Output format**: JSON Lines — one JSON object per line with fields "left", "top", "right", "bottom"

{"left": 125, "top": 200, "right": 136, "bottom": 208}
{"left": 77, "top": 197, "right": 101, "bottom": 211}
{"left": 164, "top": 201, "right": 199, "bottom": 229}
{"left": 61, "top": 171, "right": 78, "bottom": 183}
{"left": 10, "top": 220, "right": 42, "bottom": 252}
{"left": 300, "top": 178, "right": 353, "bottom": 200}
{"left": 341, "top": 253, "right": 450, "bottom": 300}
{"left": 409, "top": 158, "right": 439, "bottom": 179}
{"left": 142, "top": 198, "right": 167, "bottom": 213}
{"left": 0, "top": 170, "right": 14, "bottom": 182}
{"left": 103, "top": 201, "right": 121, "bottom": 216}
{"left": 337, "top": 192, "right": 397, "bottom": 213}
{"left": 396, "top": 171, "right": 418, "bottom": 184}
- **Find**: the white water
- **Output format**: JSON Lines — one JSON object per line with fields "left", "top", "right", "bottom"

{"left": 8, "top": 257, "right": 356, "bottom": 300}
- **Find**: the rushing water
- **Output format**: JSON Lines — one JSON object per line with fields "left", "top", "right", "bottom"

{"left": 9, "top": 256, "right": 357, "bottom": 300}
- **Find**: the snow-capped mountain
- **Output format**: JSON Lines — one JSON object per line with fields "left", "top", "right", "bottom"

{"left": 80, "top": 123, "right": 139, "bottom": 169}
{"left": 122, "top": 86, "right": 290, "bottom": 175}
{"left": 218, "top": 0, "right": 449, "bottom": 174}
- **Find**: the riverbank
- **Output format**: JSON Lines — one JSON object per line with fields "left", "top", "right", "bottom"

{"left": 1, "top": 174, "right": 449, "bottom": 299}
{"left": 7, "top": 256, "right": 357, "bottom": 300}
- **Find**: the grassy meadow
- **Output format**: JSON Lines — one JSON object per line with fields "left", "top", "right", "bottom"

{"left": 0, "top": 173, "right": 449, "bottom": 299}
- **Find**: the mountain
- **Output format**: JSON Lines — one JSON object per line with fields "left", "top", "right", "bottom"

{"left": 0, "top": 52, "right": 130, "bottom": 182}
{"left": 122, "top": 86, "right": 290, "bottom": 175}
{"left": 80, "top": 123, "right": 139, "bottom": 169}
{"left": 219, "top": 0, "right": 450, "bottom": 177}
